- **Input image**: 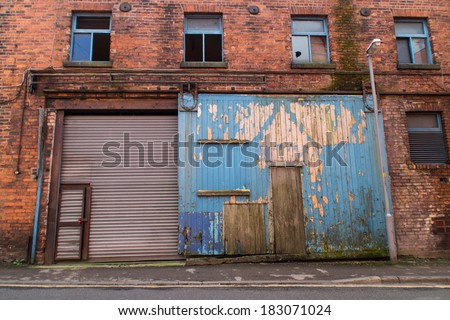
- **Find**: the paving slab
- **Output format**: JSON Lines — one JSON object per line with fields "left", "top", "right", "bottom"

{"left": 1, "top": 259, "right": 449, "bottom": 287}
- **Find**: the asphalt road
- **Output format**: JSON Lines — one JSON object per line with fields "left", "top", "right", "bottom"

{"left": 1, "top": 287, "right": 450, "bottom": 300}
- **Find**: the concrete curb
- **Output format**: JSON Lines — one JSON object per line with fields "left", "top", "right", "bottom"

{"left": 0, "top": 276, "right": 449, "bottom": 288}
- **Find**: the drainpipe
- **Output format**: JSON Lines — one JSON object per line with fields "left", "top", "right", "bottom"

{"left": 31, "top": 109, "right": 47, "bottom": 264}
{"left": 366, "top": 40, "right": 397, "bottom": 263}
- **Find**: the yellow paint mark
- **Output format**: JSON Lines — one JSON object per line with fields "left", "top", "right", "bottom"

{"left": 224, "top": 127, "right": 229, "bottom": 140}
{"left": 335, "top": 192, "right": 339, "bottom": 203}
{"left": 207, "top": 127, "right": 212, "bottom": 140}
{"left": 323, "top": 196, "right": 329, "bottom": 204}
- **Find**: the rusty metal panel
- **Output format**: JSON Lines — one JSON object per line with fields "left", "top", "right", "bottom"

{"left": 178, "top": 212, "right": 223, "bottom": 255}
{"left": 179, "top": 94, "right": 391, "bottom": 257}
{"left": 61, "top": 115, "right": 180, "bottom": 261}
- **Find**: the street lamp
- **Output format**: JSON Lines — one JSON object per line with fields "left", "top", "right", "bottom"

{"left": 366, "top": 39, "right": 398, "bottom": 263}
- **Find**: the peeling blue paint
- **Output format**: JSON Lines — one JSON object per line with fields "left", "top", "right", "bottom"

{"left": 178, "top": 94, "right": 391, "bottom": 257}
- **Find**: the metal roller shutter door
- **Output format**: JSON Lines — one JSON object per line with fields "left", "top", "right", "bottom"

{"left": 60, "top": 115, "right": 179, "bottom": 262}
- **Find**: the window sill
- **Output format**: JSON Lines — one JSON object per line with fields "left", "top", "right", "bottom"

{"left": 180, "top": 62, "right": 228, "bottom": 68}
{"left": 397, "top": 63, "right": 440, "bottom": 70}
{"left": 63, "top": 61, "right": 113, "bottom": 68}
{"left": 291, "top": 62, "right": 336, "bottom": 69}
{"left": 407, "top": 162, "right": 450, "bottom": 170}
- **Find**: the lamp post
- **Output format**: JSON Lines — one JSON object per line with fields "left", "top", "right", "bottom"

{"left": 366, "top": 39, "right": 398, "bottom": 263}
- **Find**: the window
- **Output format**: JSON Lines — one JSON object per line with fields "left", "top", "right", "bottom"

{"left": 184, "top": 15, "right": 223, "bottom": 62}
{"left": 407, "top": 113, "right": 447, "bottom": 164}
{"left": 292, "top": 18, "right": 329, "bottom": 64}
{"left": 395, "top": 20, "right": 432, "bottom": 65}
{"left": 70, "top": 14, "right": 111, "bottom": 62}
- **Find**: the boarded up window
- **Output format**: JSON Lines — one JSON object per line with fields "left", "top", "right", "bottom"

{"left": 407, "top": 113, "right": 447, "bottom": 164}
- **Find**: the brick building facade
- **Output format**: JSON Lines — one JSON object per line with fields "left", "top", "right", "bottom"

{"left": 0, "top": 0, "right": 448, "bottom": 263}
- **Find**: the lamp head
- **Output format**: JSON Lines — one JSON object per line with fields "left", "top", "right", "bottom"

{"left": 366, "top": 39, "right": 382, "bottom": 55}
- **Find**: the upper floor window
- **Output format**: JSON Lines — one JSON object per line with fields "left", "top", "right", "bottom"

{"left": 292, "top": 17, "right": 329, "bottom": 64}
{"left": 407, "top": 113, "right": 447, "bottom": 164}
{"left": 70, "top": 14, "right": 111, "bottom": 62}
{"left": 184, "top": 15, "right": 223, "bottom": 62}
{"left": 395, "top": 20, "right": 432, "bottom": 65}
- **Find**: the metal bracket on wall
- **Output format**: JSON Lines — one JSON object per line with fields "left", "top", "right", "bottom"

{"left": 362, "top": 81, "right": 381, "bottom": 113}
{"left": 28, "top": 74, "right": 36, "bottom": 93}
{"left": 179, "top": 82, "right": 198, "bottom": 111}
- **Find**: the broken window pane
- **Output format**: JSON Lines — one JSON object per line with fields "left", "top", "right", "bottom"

{"left": 185, "top": 34, "right": 203, "bottom": 62}
{"left": 92, "top": 33, "right": 110, "bottom": 61}
{"left": 412, "top": 38, "right": 428, "bottom": 64}
{"left": 310, "top": 36, "right": 328, "bottom": 63}
{"left": 292, "top": 36, "right": 309, "bottom": 63}
{"left": 205, "top": 34, "right": 222, "bottom": 62}
{"left": 76, "top": 16, "right": 110, "bottom": 30}
{"left": 72, "top": 33, "right": 91, "bottom": 61}
{"left": 396, "top": 38, "right": 412, "bottom": 64}
{"left": 71, "top": 14, "right": 111, "bottom": 62}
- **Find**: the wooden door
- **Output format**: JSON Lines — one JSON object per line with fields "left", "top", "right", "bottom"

{"left": 271, "top": 167, "right": 306, "bottom": 254}
{"left": 55, "top": 184, "right": 91, "bottom": 261}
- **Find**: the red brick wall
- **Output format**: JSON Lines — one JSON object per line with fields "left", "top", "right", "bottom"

{"left": 1, "top": 0, "right": 449, "bottom": 262}
{"left": 383, "top": 96, "right": 450, "bottom": 258}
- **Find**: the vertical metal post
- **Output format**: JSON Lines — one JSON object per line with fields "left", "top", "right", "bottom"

{"left": 367, "top": 54, "right": 398, "bottom": 263}
{"left": 31, "top": 109, "right": 46, "bottom": 264}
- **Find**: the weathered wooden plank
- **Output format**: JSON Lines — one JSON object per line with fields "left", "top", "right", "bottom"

{"left": 223, "top": 204, "right": 265, "bottom": 255}
{"left": 271, "top": 167, "right": 306, "bottom": 254}
{"left": 198, "top": 190, "right": 250, "bottom": 197}
{"left": 197, "top": 139, "right": 249, "bottom": 144}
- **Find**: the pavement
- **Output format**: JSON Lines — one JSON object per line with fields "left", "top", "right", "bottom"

{"left": 1, "top": 258, "right": 450, "bottom": 288}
